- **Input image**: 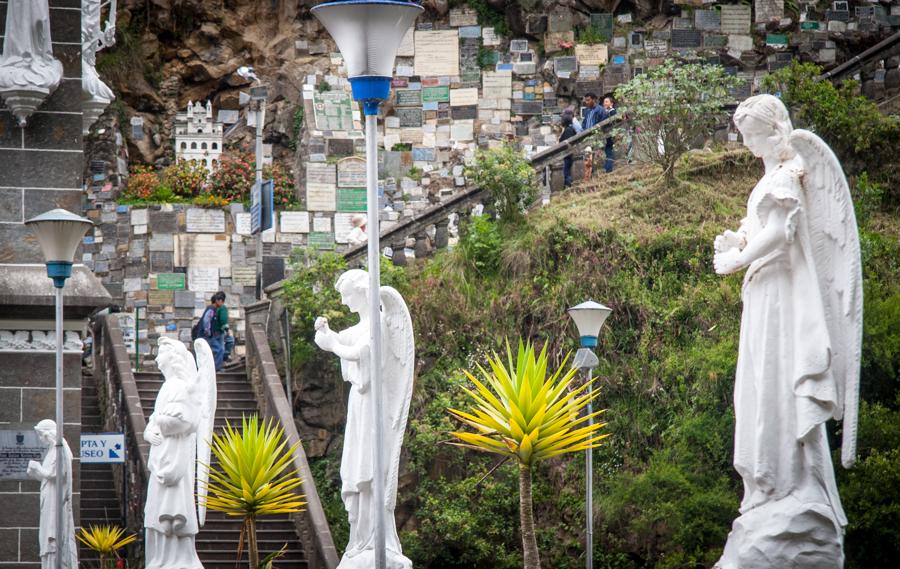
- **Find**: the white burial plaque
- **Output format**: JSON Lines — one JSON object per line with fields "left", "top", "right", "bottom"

{"left": 231, "top": 266, "right": 256, "bottom": 286}
{"left": 450, "top": 87, "right": 479, "bottom": 107}
{"left": 186, "top": 208, "right": 226, "bottom": 233}
{"left": 280, "top": 211, "right": 310, "bottom": 234}
{"left": 307, "top": 162, "right": 337, "bottom": 211}
{"left": 313, "top": 217, "right": 332, "bottom": 233}
{"left": 415, "top": 31, "right": 460, "bottom": 77}
{"left": 575, "top": 44, "right": 609, "bottom": 66}
{"left": 482, "top": 72, "right": 512, "bottom": 99}
{"left": 334, "top": 213, "right": 355, "bottom": 244}
{"left": 234, "top": 213, "right": 252, "bottom": 236}
{"left": 188, "top": 267, "right": 220, "bottom": 292}
{"left": 175, "top": 234, "right": 231, "bottom": 269}
{"left": 337, "top": 157, "right": 367, "bottom": 188}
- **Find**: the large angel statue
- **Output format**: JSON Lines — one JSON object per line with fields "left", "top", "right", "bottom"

{"left": 0, "top": 0, "right": 63, "bottom": 125}
{"left": 314, "top": 269, "right": 415, "bottom": 569}
{"left": 82, "top": 0, "right": 117, "bottom": 133}
{"left": 27, "top": 420, "right": 77, "bottom": 569}
{"left": 144, "top": 337, "right": 217, "bottom": 569}
{"left": 713, "top": 94, "right": 862, "bottom": 569}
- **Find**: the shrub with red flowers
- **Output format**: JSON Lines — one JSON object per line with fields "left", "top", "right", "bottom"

{"left": 207, "top": 151, "right": 297, "bottom": 206}
{"left": 122, "top": 165, "right": 159, "bottom": 201}
{"left": 163, "top": 159, "right": 209, "bottom": 197}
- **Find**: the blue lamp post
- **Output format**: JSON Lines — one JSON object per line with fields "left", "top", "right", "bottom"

{"left": 311, "top": 2, "right": 422, "bottom": 568}
{"left": 568, "top": 300, "right": 612, "bottom": 569}
{"left": 25, "top": 208, "right": 93, "bottom": 569}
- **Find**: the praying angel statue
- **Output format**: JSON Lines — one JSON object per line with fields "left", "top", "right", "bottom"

{"left": 713, "top": 94, "right": 862, "bottom": 569}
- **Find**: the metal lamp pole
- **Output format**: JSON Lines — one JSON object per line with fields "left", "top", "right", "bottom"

{"left": 25, "top": 209, "right": 94, "bottom": 569}
{"left": 312, "top": 3, "right": 423, "bottom": 567}
{"left": 568, "top": 300, "right": 612, "bottom": 569}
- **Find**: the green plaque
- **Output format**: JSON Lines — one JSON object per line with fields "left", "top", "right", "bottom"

{"left": 308, "top": 232, "right": 335, "bottom": 250}
{"left": 422, "top": 86, "right": 450, "bottom": 103}
{"left": 156, "top": 273, "right": 185, "bottom": 290}
{"left": 800, "top": 21, "right": 820, "bottom": 30}
{"left": 337, "top": 188, "right": 367, "bottom": 212}
{"left": 590, "top": 13, "right": 614, "bottom": 42}
{"left": 766, "top": 33, "right": 788, "bottom": 47}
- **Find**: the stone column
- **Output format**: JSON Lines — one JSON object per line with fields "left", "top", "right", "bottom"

{"left": 434, "top": 219, "right": 450, "bottom": 250}
{"left": 414, "top": 232, "right": 429, "bottom": 260}
{"left": 391, "top": 239, "right": 407, "bottom": 266}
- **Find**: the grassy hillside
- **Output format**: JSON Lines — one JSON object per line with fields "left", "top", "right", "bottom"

{"left": 289, "top": 150, "right": 900, "bottom": 568}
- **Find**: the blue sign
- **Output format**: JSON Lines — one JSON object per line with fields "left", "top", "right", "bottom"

{"left": 81, "top": 433, "right": 125, "bottom": 463}
{"left": 250, "top": 179, "right": 275, "bottom": 235}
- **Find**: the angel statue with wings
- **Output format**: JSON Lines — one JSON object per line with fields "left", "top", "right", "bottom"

{"left": 144, "top": 337, "right": 218, "bottom": 569}
{"left": 315, "top": 269, "right": 415, "bottom": 569}
{"left": 713, "top": 94, "right": 862, "bottom": 569}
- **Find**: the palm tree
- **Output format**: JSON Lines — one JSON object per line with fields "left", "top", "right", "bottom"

{"left": 202, "top": 415, "right": 306, "bottom": 569}
{"left": 448, "top": 340, "right": 608, "bottom": 569}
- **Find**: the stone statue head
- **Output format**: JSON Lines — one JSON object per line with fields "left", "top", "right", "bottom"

{"left": 733, "top": 94, "right": 795, "bottom": 161}
{"left": 335, "top": 269, "right": 369, "bottom": 315}
{"left": 156, "top": 337, "right": 195, "bottom": 383}
{"left": 34, "top": 419, "right": 57, "bottom": 447}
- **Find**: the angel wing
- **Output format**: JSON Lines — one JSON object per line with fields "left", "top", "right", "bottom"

{"left": 380, "top": 286, "right": 415, "bottom": 509}
{"left": 790, "top": 129, "right": 863, "bottom": 468}
{"left": 193, "top": 338, "right": 218, "bottom": 526}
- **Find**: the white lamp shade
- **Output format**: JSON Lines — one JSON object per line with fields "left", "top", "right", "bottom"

{"left": 311, "top": 0, "right": 423, "bottom": 78}
{"left": 24, "top": 209, "right": 94, "bottom": 263}
{"left": 568, "top": 300, "right": 612, "bottom": 345}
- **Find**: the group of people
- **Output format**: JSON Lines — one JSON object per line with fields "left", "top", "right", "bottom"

{"left": 559, "top": 93, "right": 617, "bottom": 187}
{"left": 194, "top": 291, "right": 233, "bottom": 371}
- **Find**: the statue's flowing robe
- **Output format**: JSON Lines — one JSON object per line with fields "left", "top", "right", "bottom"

{"left": 0, "top": 0, "right": 62, "bottom": 89}
{"left": 733, "top": 161, "right": 846, "bottom": 524}
{"left": 37, "top": 442, "right": 77, "bottom": 569}
{"left": 145, "top": 378, "right": 203, "bottom": 569}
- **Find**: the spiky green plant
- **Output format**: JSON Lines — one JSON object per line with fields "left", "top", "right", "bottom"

{"left": 449, "top": 340, "right": 609, "bottom": 569}
{"left": 202, "top": 415, "right": 306, "bottom": 569}
{"left": 76, "top": 524, "right": 137, "bottom": 568}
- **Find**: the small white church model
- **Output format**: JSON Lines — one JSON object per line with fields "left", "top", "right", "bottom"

{"left": 174, "top": 100, "right": 224, "bottom": 170}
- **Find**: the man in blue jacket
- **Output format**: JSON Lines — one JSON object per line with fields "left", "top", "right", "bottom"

{"left": 581, "top": 92, "right": 606, "bottom": 129}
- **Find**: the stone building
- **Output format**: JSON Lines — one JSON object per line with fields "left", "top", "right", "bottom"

{"left": 174, "top": 100, "right": 224, "bottom": 170}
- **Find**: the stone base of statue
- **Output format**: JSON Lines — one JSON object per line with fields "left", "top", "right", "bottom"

{"left": 83, "top": 95, "right": 111, "bottom": 135}
{"left": 338, "top": 548, "right": 412, "bottom": 569}
{"left": 0, "top": 87, "right": 52, "bottom": 126}
{"left": 715, "top": 495, "right": 843, "bottom": 569}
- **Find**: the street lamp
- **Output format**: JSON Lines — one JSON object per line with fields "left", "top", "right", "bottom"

{"left": 25, "top": 208, "right": 94, "bottom": 569}
{"left": 312, "top": 2, "right": 422, "bottom": 568}
{"left": 568, "top": 300, "right": 612, "bottom": 569}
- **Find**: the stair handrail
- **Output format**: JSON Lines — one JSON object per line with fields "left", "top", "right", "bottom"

{"left": 91, "top": 314, "right": 150, "bottom": 540}
{"left": 243, "top": 300, "right": 340, "bottom": 569}
{"left": 819, "top": 30, "right": 900, "bottom": 82}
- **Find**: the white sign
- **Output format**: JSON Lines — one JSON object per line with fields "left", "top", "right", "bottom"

{"left": 188, "top": 267, "right": 220, "bottom": 292}
{"left": 414, "top": 31, "right": 460, "bottom": 77}
{"left": 234, "top": 213, "right": 252, "bottom": 236}
{"left": 81, "top": 433, "right": 125, "bottom": 463}
{"left": 280, "top": 211, "right": 310, "bottom": 234}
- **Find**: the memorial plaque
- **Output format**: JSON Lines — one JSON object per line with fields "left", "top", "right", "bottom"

{"left": 483, "top": 27, "right": 501, "bottom": 46}
{"left": 728, "top": 35, "right": 754, "bottom": 53}
{"left": 412, "top": 147, "right": 436, "bottom": 162}
{"left": 451, "top": 106, "right": 478, "bottom": 120}
{"left": 766, "top": 33, "right": 789, "bottom": 48}
{"left": 186, "top": 208, "right": 226, "bottom": 233}
{"left": 313, "top": 90, "right": 355, "bottom": 131}
{"left": 629, "top": 32, "right": 644, "bottom": 49}
{"left": 826, "top": 9, "right": 849, "bottom": 22}
{"left": 512, "top": 100, "right": 544, "bottom": 115}
{"left": 450, "top": 87, "right": 479, "bottom": 107}
{"left": 459, "top": 26, "right": 481, "bottom": 39}
{"left": 306, "top": 163, "right": 337, "bottom": 211}
{"left": 337, "top": 188, "right": 367, "bottom": 212}
{"left": 334, "top": 213, "right": 356, "bottom": 244}
{"left": 554, "top": 56, "right": 578, "bottom": 76}
{"left": 704, "top": 34, "right": 728, "bottom": 48}
{"left": 720, "top": 5, "right": 752, "bottom": 34}
{"left": 694, "top": 10, "right": 721, "bottom": 31}
{"left": 423, "top": 85, "right": 450, "bottom": 103}
{"left": 326, "top": 138, "right": 355, "bottom": 157}
{"left": 149, "top": 289, "right": 174, "bottom": 305}
{"left": 415, "top": 31, "right": 460, "bottom": 77}
{"left": 188, "top": 267, "right": 220, "bottom": 292}
{"left": 157, "top": 273, "right": 186, "bottom": 290}
{"left": 131, "top": 116, "right": 144, "bottom": 141}
{"left": 397, "top": 108, "right": 424, "bottom": 127}
{"left": 510, "top": 39, "right": 530, "bottom": 53}
{"left": 337, "top": 157, "right": 367, "bottom": 188}
{"left": 175, "top": 234, "right": 231, "bottom": 269}
{"left": 645, "top": 39, "right": 668, "bottom": 57}
{"left": 397, "top": 28, "right": 415, "bottom": 57}
{"left": 755, "top": 0, "right": 784, "bottom": 23}
{"left": 0, "top": 430, "right": 43, "bottom": 480}
{"left": 672, "top": 17, "right": 693, "bottom": 30}
{"left": 483, "top": 71, "right": 513, "bottom": 99}
{"left": 450, "top": 120, "right": 474, "bottom": 141}
{"left": 308, "top": 232, "right": 335, "bottom": 250}
{"left": 590, "top": 13, "right": 614, "bottom": 41}
{"left": 280, "top": 211, "right": 311, "bottom": 233}
{"left": 232, "top": 266, "right": 257, "bottom": 286}
{"left": 671, "top": 29, "right": 703, "bottom": 49}
{"left": 149, "top": 234, "right": 175, "bottom": 252}
{"left": 449, "top": 7, "right": 478, "bottom": 27}
{"left": 234, "top": 213, "right": 252, "bottom": 236}
{"left": 575, "top": 44, "right": 608, "bottom": 66}
{"left": 395, "top": 89, "right": 422, "bottom": 107}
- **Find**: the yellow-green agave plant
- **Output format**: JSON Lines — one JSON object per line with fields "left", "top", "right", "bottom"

{"left": 76, "top": 524, "right": 137, "bottom": 555}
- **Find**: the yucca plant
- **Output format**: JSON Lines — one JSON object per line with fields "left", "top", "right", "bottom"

{"left": 76, "top": 524, "right": 137, "bottom": 569}
{"left": 202, "top": 415, "right": 307, "bottom": 569}
{"left": 449, "top": 340, "right": 609, "bottom": 569}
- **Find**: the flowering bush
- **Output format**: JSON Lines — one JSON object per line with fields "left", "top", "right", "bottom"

{"left": 207, "top": 151, "right": 297, "bottom": 206}
{"left": 192, "top": 193, "right": 230, "bottom": 208}
{"left": 163, "top": 159, "right": 209, "bottom": 197}
{"left": 466, "top": 144, "right": 538, "bottom": 223}
{"left": 122, "top": 165, "right": 159, "bottom": 201}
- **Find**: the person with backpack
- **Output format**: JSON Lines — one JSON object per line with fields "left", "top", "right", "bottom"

{"left": 193, "top": 291, "right": 230, "bottom": 371}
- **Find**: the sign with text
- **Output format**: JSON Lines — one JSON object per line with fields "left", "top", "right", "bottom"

{"left": 251, "top": 179, "right": 274, "bottom": 235}
{"left": 81, "top": 433, "right": 125, "bottom": 463}
{"left": 0, "top": 430, "right": 43, "bottom": 480}
{"left": 156, "top": 273, "right": 186, "bottom": 290}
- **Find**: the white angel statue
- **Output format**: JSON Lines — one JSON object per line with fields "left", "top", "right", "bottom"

{"left": 713, "top": 94, "right": 862, "bottom": 569}
{"left": 314, "top": 269, "right": 415, "bottom": 569}
{"left": 144, "top": 337, "right": 217, "bottom": 569}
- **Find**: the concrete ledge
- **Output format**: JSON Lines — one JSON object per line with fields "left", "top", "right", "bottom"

{"left": 0, "top": 264, "right": 112, "bottom": 319}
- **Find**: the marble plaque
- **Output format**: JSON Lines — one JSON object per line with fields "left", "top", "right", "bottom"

{"left": 337, "top": 157, "right": 367, "bottom": 188}
{"left": 459, "top": 26, "right": 481, "bottom": 39}
{"left": 644, "top": 39, "right": 668, "bottom": 57}
{"left": 334, "top": 213, "right": 356, "bottom": 244}
{"left": 412, "top": 147, "right": 436, "bottom": 162}
{"left": 280, "top": 211, "right": 310, "bottom": 234}
{"left": 555, "top": 56, "right": 578, "bottom": 75}
{"left": 575, "top": 44, "right": 608, "bottom": 66}
{"left": 186, "top": 208, "right": 226, "bottom": 233}
{"left": 313, "top": 90, "right": 355, "bottom": 131}
{"left": 232, "top": 266, "right": 257, "bottom": 286}
{"left": 175, "top": 234, "right": 231, "bottom": 269}
{"left": 397, "top": 28, "right": 415, "bottom": 57}
{"left": 313, "top": 217, "right": 332, "bottom": 233}
{"left": 131, "top": 208, "right": 148, "bottom": 226}
{"left": 512, "top": 100, "right": 543, "bottom": 115}
{"left": 450, "top": 88, "right": 479, "bottom": 106}
{"left": 510, "top": 39, "right": 530, "bottom": 53}
{"left": 483, "top": 27, "right": 501, "bottom": 46}
{"left": 671, "top": 29, "right": 703, "bottom": 49}
{"left": 415, "top": 31, "right": 460, "bottom": 77}
{"left": 188, "top": 267, "right": 220, "bottom": 292}
{"left": 149, "top": 289, "right": 174, "bottom": 305}
{"left": 450, "top": 120, "right": 474, "bottom": 141}
{"left": 395, "top": 89, "right": 422, "bottom": 107}
{"left": 307, "top": 163, "right": 337, "bottom": 211}
{"left": 755, "top": 0, "right": 784, "bottom": 23}
{"left": 149, "top": 234, "right": 175, "bottom": 252}
{"left": 234, "top": 213, "right": 252, "bottom": 236}
{"left": 695, "top": 10, "right": 721, "bottom": 31}
{"left": 720, "top": 5, "right": 752, "bottom": 34}
{"left": 483, "top": 71, "right": 513, "bottom": 99}
{"left": 0, "top": 430, "right": 43, "bottom": 480}
{"left": 449, "top": 8, "right": 478, "bottom": 27}
{"left": 397, "top": 108, "right": 424, "bottom": 127}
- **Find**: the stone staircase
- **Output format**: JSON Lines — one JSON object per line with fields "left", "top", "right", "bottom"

{"left": 79, "top": 370, "right": 126, "bottom": 562}
{"left": 133, "top": 364, "right": 308, "bottom": 568}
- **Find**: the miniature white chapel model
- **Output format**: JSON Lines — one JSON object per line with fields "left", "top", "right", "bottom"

{"left": 174, "top": 100, "right": 224, "bottom": 171}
